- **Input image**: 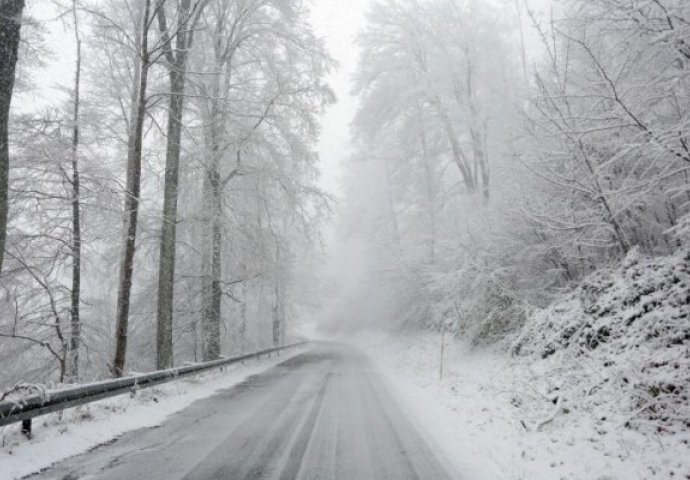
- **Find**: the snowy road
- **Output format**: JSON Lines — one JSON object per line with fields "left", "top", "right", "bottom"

{"left": 27, "top": 344, "right": 456, "bottom": 480}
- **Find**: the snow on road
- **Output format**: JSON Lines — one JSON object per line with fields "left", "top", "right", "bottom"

{"left": 17, "top": 344, "right": 457, "bottom": 480}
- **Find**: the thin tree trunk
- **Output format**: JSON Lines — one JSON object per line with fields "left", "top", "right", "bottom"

{"left": 469, "top": 126, "right": 489, "bottom": 202}
{"left": 155, "top": 0, "right": 194, "bottom": 370}
{"left": 210, "top": 178, "right": 222, "bottom": 355}
{"left": 420, "top": 127, "right": 435, "bottom": 264}
{"left": 278, "top": 276, "right": 286, "bottom": 345}
{"left": 201, "top": 92, "right": 222, "bottom": 362}
{"left": 454, "top": 53, "right": 489, "bottom": 203}
{"left": 200, "top": 178, "right": 214, "bottom": 360}
{"left": 200, "top": 27, "right": 228, "bottom": 361}
{"left": 433, "top": 99, "right": 475, "bottom": 192}
{"left": 382, "top": 155, "right": 403, "bottom": 257}
{"left": 239, "top": 263, "right": 248, "bottom": 351}
{"left": 200, "top": 166, "right": 222, "bottom": 360}
{"left": 465, "top": 65, "right": 489, "bottom": 203}
{"left": 515, "top": 0, "right": 528, "bottom": 85}
{"left": 113, "top": 0, "right": 152, "bottom": 378}
{"left": 271, "top": 277, "right": 284, "bottom": 347}
{"left": 577, "top": 139, "right": 629, "bottom": 254}
{"left": 273, "top": 217, "right": 288, "bottom": 347}
{"left": 0, "top": 0, "right": 25, "bottom": 275}
{"left": 66, "top": 0, "right": 82, "bottom": 382}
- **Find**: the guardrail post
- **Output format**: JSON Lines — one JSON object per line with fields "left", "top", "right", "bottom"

{"left": 21, "top": 419, "right": 32, "bottom": 438}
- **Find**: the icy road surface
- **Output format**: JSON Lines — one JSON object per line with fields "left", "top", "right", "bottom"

{"left": 28, "top": 344, "right": 457, "bottom": 480}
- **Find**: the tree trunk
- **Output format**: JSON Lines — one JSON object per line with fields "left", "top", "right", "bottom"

{"left": 465, "top": 62, "right": 490, "bottom": 203}
{"left": 200, "top": 29, "right": 228, "bottom": 362}
{"left": 577, "top": 139, "right": 629, "bottom": 254}
{"left": 420, "top": 127, "right": 435, "bottom": 264}
{"left": 469, "top": 126, "right": 489, "bottom": 202}
{"left": 66, "top": 0, "right": 82, "bottom": 382}
{"left": 382, "top": 155, "right": 403, "bottom": 257}
{"left": 201, "top": 92, "right": 223, "bottom": 362}
{"left": 433, "top": 99, "right": 475, "bottom": 192}
{"left": 271, "top": 282, "right": 281, "bottom": 346}
{"left": 155, "top": 0, "right": 194, "bottom": 370}
{"left": 200, "top": 163, "right": 222, "bottom": 360}
{"left": 0, "top": 0, "right": 25, "bottom": 275}
{"left": 239, "top": 263, "right": 248, "bottom": 351}
{"left": 113, "top": 0, "right": 152, "bottom": 378}
{"left": 515, "top": 0, "right": 528, "bottom": 85}
{"left": 271, "top": 247, "right": 286, "bottom": 347}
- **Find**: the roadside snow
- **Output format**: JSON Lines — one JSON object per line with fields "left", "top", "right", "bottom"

{"left": 514, "top": 248, "right": 690, "bottom": 437}
{"left": 0, "top": 348, "right": 305, "bottom": 480}
{"left": 361, "top": 332, "right": 690, "bottom": 480}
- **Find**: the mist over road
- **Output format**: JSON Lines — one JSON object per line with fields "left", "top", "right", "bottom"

{"left": 28, "top": 345, "right": 456, "bottom": 480}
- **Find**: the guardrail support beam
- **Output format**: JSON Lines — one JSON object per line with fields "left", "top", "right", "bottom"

{"left": 21, "top": 419, "right": 32, "bottom": 438}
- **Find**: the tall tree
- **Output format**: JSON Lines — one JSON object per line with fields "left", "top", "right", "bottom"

{"left": 66, "top": 0, "right": 83, "bottom": 382}
{"left": 355, "top": 0, "right": 506, "bottom": 200}
{"left": 112, "top": 0, "right": 154, "bottom": 377}
{"left": 0, "top": 0, "right": 333, "bottom": 385}
{"left": 189, "top": 0, "right": 333, "bottom": 360}
{"left": 0, "top": 0, "right": 25, "bottom": 275}
{"left": 155, "top": 0, "right": 206, "bottom": 370}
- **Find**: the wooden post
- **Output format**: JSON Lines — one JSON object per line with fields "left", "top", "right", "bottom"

{"left": 439, "top": 329, "right": 445, "bottom": 381}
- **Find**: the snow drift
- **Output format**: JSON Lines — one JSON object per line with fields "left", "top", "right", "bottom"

{"left": 513, "top": 247, "right": 690, "bottom": 434}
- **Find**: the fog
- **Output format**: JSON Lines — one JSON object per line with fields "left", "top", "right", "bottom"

{"left": 2, "top": 1, "right": 690, "bottom": 477}
{"left": 0, "top": 0, "right": 687, "bottom": 407}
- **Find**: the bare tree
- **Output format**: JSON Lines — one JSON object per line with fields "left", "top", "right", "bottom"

{"left": 0, "top": 0, "right": 333, "bottom": 385}
{"left": 191, "top": 0, "right": 332, "bottom": 360}
{"left": 65, "top": 0, "right": 83, "bottom": 383}
{"left": 155, "top": 0, "right": 206, "bottom": 370}
{"left": 113, "top": 0, "right": 154, "bottom": 378}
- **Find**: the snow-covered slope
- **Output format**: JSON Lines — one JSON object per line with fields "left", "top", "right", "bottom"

{"left": 364, "top": 332, "right": 689, "bottom": 479}
{"left": 361, "top": 248, "right": 690, "bottom": 479}
{"left": 514, "top": 247, "right": 690, "bottom": 435}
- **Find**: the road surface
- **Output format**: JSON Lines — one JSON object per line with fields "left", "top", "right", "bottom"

{"left": 28, "top": 344, "right": 457, "bottom": 480}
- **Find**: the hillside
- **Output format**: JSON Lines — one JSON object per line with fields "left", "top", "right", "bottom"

{"left": 514, "top": 248, "right": 690, "bottom": 435}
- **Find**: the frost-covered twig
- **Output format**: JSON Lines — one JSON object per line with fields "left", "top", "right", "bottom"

{"left": 535, "top": 395, "right": 562, "bottom": 432}
{"left": 0, "top": 382, "right": 46, "bottom": 404}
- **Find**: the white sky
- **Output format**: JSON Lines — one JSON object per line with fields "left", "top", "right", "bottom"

{"left": 309, "top": 0, "right": 371, "bottom": 199}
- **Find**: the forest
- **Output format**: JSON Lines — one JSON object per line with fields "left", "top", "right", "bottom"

{"left": 336, "top": 0, "right": 690, "bottom": 340}
{"left": 1, "top": 1, "right": 689, "bottom": 477}
{"left": 329, "top": 1, "right": 690, "bottom": 469}
{"left": 0, "top": 0, "right": 333, "bottom": 385}
{"left": 1, "top": 0, "right": 689, "bottom": 435}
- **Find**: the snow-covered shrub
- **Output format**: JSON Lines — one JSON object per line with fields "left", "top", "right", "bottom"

{"left": 419, "top": 251, "right": 533, "bottom": 345}
{"left": 513, "top": 248, "right": 690, "bottom": 432}
{"left": 460, "top": 281, "right": 530, "bottom": 345}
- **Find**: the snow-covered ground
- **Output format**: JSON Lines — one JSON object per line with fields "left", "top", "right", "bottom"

{"left": 0, "top": 348, "right": 305, "bottom": 480}
{"left": 361, "top": 331, "right": 690, "bottom": 480}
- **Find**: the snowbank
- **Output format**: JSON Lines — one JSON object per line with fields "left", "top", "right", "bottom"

{"left": 0, "top": 348, "right": 305, "bottom": 480}
{"left": 362, "top": 326, "right": 689, "bottom": 479}
{"left": 514, "top": 247, "right": 690, "bottom": 436}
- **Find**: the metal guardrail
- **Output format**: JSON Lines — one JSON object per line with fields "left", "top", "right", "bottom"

{"left": 0, "top": 341, "right": 307, "bottom": 437}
